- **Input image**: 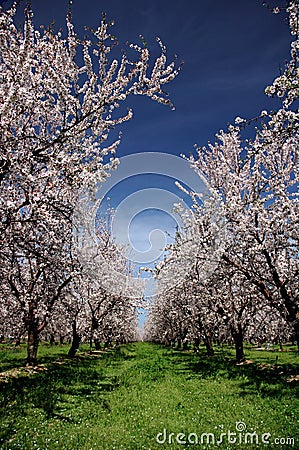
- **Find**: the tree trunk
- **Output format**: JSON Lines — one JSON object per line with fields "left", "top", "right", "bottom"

{"left": 193, "top": 338, "right": 200, "bottom": 353}
{"left": 89, "top": 333, "right": 93, "bottom": 354}
{"left": 203, "top": 332, "right": 214, "bottom": 356}
{"left": 232, "top": 326, "right": 245, "bottom": 363}
{"left": 68, "top": 320, "right": 81, "bottom": 358}
{"left": 183, "top": 339, "right": 189, "bottom": 350}
{"left": 89, "top": 316, "right": 99, "bottom": 353}
{"left": 94, "top": 338, "right": 101, "bottom": 350}
{"left": 26, "top": 322, "right": 39, "bottom": 366}
{"left": 293, "top": 320, "right": 299, "bottom": 352}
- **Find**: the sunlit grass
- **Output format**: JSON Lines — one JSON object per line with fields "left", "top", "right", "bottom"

{"left": 0, "top": 342, "right": 298, "bottom": 449}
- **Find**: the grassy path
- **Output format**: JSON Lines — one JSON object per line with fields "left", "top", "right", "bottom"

{"left": 0, "top": 342, "right": 298, "bottom": 449}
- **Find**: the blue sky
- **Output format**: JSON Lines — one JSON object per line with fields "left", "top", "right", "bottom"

{"left": 2, "top": 0, "right": 293, "bottom": 304}
{"left": 3, "top": 0, "right": 291, "bottom": 156}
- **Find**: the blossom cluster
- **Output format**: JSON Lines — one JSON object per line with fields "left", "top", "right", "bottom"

{"left": 144, "top": 2, "right": 299, "bottom": 357}
{"left": 0, "top": 3, "right": 180, "bottom": 362}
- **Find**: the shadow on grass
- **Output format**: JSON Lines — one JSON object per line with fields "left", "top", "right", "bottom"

{"left": 1, "top": 342, "right": 298, "bottom": 447}
{"left": 0, "top": 353, "right": 122, "bottom": 445}
{"left": 168, "top": 346, "right": 299, "bottom": 399}
{"left": 0, "top": 346, "right": 28, "bottom": 372}
{"left": 0, "top": 343, "right": 71, "bottom": 372}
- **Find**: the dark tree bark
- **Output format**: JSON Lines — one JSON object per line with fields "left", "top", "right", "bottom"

{"left": 26, "top": 303, "right": 43, "bottom": 366}
{"left": 231, "top": 325, "right": 245, "bottom": 363}
{"left": 68, "top": 320, "right": 81, "bottom": 358}
{"left": 94, "top": 338, "right": 101, "bottom": 350}
{"left": 293, "top": 321, "right": 299, "bottom": 352}
{"left": 193, "top": 337, "right": 200, "bottom": 353}
{"left": 26, "top": 322, "right": 39, "bottom": 366}
{"left": 203, "top": 332, "right": 214, "bottom": 356}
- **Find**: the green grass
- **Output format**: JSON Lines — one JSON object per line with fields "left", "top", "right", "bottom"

{"left": 0, "top": 342, "right": 298, "bottom": 449}
{"left": 0, "top": 342, "right": 68, "bottom": 373}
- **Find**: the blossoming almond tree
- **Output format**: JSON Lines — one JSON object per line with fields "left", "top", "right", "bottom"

{"left": 145, "top": 2, "right": 298, "bottom": 356}
{"left": 146, "top": 232, "right": 291, "bottom": 361}
{"left": 0, "top": 3, "right": 180, "bottom": 364}
{"left": 147, "top": 195, "right": 225, "bottom": 353}
{"left": 184, "top": 1, "right": 299, "bottom": 347}
{"left": 69, "top": 197, "right": 145, "bottom": 353}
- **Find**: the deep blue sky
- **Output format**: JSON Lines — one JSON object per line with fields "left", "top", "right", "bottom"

{"left": 1, "top": 0, "right": 293, "bottom": 297}
{"left": 2, "top": 0, "right": 291, "bottom": 157}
